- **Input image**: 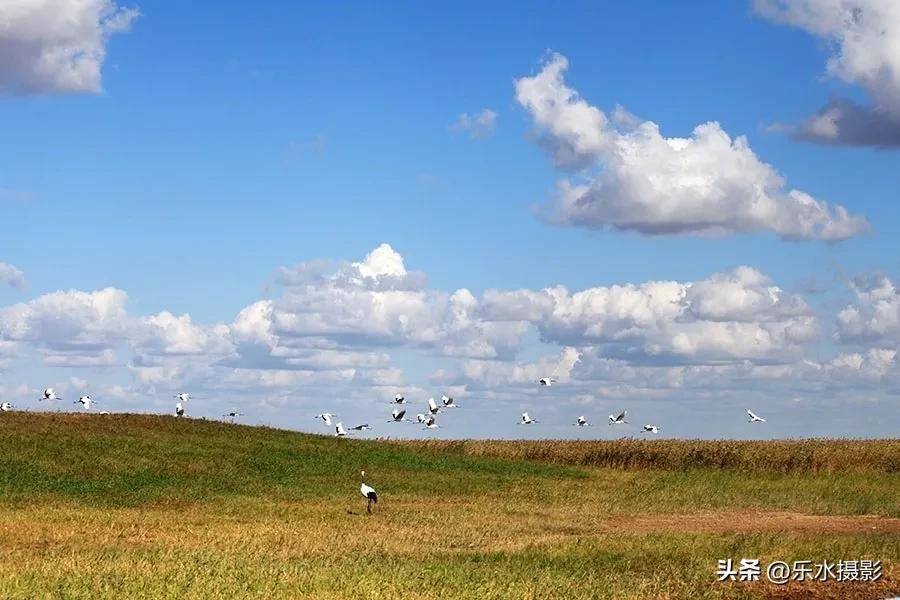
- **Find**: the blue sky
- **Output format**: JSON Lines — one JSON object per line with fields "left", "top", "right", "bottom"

{"left": 1, "top": 0, "right": 899, "bottom": 439}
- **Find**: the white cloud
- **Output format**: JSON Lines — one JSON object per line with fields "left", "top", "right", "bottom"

{"left": 836, "top": 274, "right": 900, "bottom": 344}
{"left": 0, "top": 287, "right": 233, "bottom": 367}
{"left": 515, "top": 53, "right": 868, "bottom": 240}
{"left": 231, "top": 300, "right": 276, "bottom": 346}
{"left": 483, "top": 266, "right": 816, "bottom": 364}
{"left": 246, "top": 245, "right": 527, "bottom": 363}
{"left": 43, "top": 348, "right": 117, "bottom": 367}
{"left": 755, "top": 0, "right": 900, "bottom": 147}
{"left": 5, "top": 244, "right": 899, "bottom": 421}
{"left": 0, "top": 262, "right": 25, "bottom": 289}
{"left": 825, "top": 347, "right": 897, "bottom": 378}
{"left": 461, "top": 347, "right": 581, "bottom": 388}
{"left": 0, "top": 0, "right": 139, "bottom": 95}
{"left": 450, "top": 108, "right": 498, "bottom": 139}
{"left": 139, "top": 311, "right": 233, "bottom": 357}
{"left": 235, "top": 249, "right": 818, "bottom": 385}
{"left": 684, "top": 266, "right": 812, "bottom": 322}
{"left": 0, "top": 287, "right": 131, "bottom": 364}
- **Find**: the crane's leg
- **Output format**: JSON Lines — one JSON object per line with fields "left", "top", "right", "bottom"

{"left": 366, "top": 498, "right": 372, "bottom": 514}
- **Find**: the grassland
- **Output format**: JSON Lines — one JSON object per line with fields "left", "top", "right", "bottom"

{"left": 0, "top": 413, "right": 897, "bottom": 599}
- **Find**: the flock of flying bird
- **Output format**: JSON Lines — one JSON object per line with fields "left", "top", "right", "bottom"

{"left": 0, "top": 389, "right": 247, "bottom": 421}
{"left": 0, "top": 379, "right": 771, "bottom": 515}
{"left": 1, "top": 380, "right": 772, "bottom": 436}
{"left": 307, "top": 376, "right": 769, "bottom": 438}
{"left": 313, "top": 393, "right": 455, "bottom": 437}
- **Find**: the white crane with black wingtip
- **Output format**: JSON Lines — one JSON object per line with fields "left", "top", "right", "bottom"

{"left": 335, "top": 422, "right": 348, "bottom": 437}
{"left": 441, "top": 395, "right": 458, "bottom": 408}
{"left": 391, "top": 394, "right": 406, "bottom": 404}
{"left": 0, "top": 402, "right": 12, "bottom": 412}
{"left": 427, "top": 397, "right": 441, "bottom": 415}
{"left": 316, "top": 413, "right": 336, "bottom": 426}
{"left": 350, "top": 424, "right": 371, "bottom": 431}
{"left": 388, "top": 409, "right": 408, "bottom": 423}
{"left": 175, "top": 402, "right": 185, "bottom": 417}
{"left": 538, "top": 377, "right": 556, "bottom": 386}
{"left": 423, "top": 415, "right": 438, "bottom": 429}
{"left": 41, "top": 388, "right": 61, "bottom": 401}
{"left": 75, "top": 396, "right": 95, "bottom": 410}
{"left": 519, "top": 412, "right": 538, "bottom": 425}
{"left": 174, "top": 392, "right": 193, "bottom": 403}
{"left": 575, "top": 415, "right": 589, "bottom": 427}
{"left": 643, "top": 424, "right": 659, "bottom": 434}
{"left": 415, "top": 413, "right": 427, "bottom": 424}
{"left": 747, "top": 409, "right": 766, "bottom": 423}
{"left": 608, "top": 410, "right": 627, "bottom": 425}
{"left": 359, "top": 470, "right": 378, "bottom": 514}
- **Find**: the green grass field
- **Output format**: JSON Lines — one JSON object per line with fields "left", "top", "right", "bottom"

{"left": 0, "top": 413, "right": 897, "bottom": 599}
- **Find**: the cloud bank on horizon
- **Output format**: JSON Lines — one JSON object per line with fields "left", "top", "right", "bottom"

{"left": 1, "top": 243, "right": 897, "bottom": 431}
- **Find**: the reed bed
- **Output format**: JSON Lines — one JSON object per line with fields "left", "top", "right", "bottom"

{"left": 394, "top": 438, "right": 900, "bottom": 474}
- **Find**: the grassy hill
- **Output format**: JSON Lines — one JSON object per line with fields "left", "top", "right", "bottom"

{"left": 0, "top": 413, "right": 897, "bottom": 599}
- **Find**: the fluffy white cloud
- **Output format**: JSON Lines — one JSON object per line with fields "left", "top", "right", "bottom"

{"left": 0, "top": 262, "right": 25, "bottom": 289}
{"left": 243, "top": 245, "right": 527, "bottom": 364}
{"left": 825, "top": 347, "right": 897, "bottom": 378}
{"left": 223, "top": 248, "right": 821, "bottom": 402}
{"left": 0, "top": 0, "right": 138, "bottom": 95}
{"left": 0, "top": 288, "right": 131, "bottom": 364}
{"left": 836, "top": 274, "right": 900, "bottom": 344}
{"left": 139, "top": 312, "right": 233, "bottom": 357}
{"left": 684, "top": 266, "right": 812, "bottom": 322}
{"left": 484, "top": 266, "right": 816, "bottom": 364}
{"left": 755, "top": 0, "right": 900, "bottom": 146}
{"left": 515, "top": 53, "right": 868, "bottom": 240}
{"left": 450, "top": 108, "right": 498, "bottom": 139}
{"left": 0, "top": 287, "right": 233, "bottom": 366}
{"left": 5, "top": 244, "right": 898, "bottom": 419}
{"left": 461, "top": 347, "right": 582, "bottom": 388}
{"left": 456, "top": 342, "right": 899, "bottom": 408}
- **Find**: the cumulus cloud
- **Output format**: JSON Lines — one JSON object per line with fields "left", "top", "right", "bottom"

{"left": 139, "top": 312, "right": 233, "bottom": 357}
{"left": 242, "top": 244, "right": 527, "bottom": 364}
{"left": 0, "top": 287, "right": 233, "bottom": 367}
{"left": 825, "top": 347, "right": 897, "bottom": 378}
{"left": 0, "top": 262, "right": 25, "bottom": 289}
{"left": 460, "top": 347, "right": 582, "bottom": 389}
{"left": 836, "top": 273, "right": 900, "bottom": 344}
{"left": 225, "top": 247, "right": 821, "bottom": 400}
{"left": 0, "top": 0, "right": 139, "bottom": 95}
{"left": 755, "top": 0, "right": 900, "bottom": 147}
{"left": 6, "top": 244, "right": 892, "bottom": 413}
{"left": 483, "top": 266, "right": 817, "bottom": 365}
{"left": 515, "top": 53, "right": 868, "bottom": 240}
{"left": 0, "top": 287, "right": 131, "bottom": 364}
{"left": 450, "top": 108, "right": 498, "bottom": 139}
{"left": 456, "top": 341, "right": 900, "bottom": 409}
